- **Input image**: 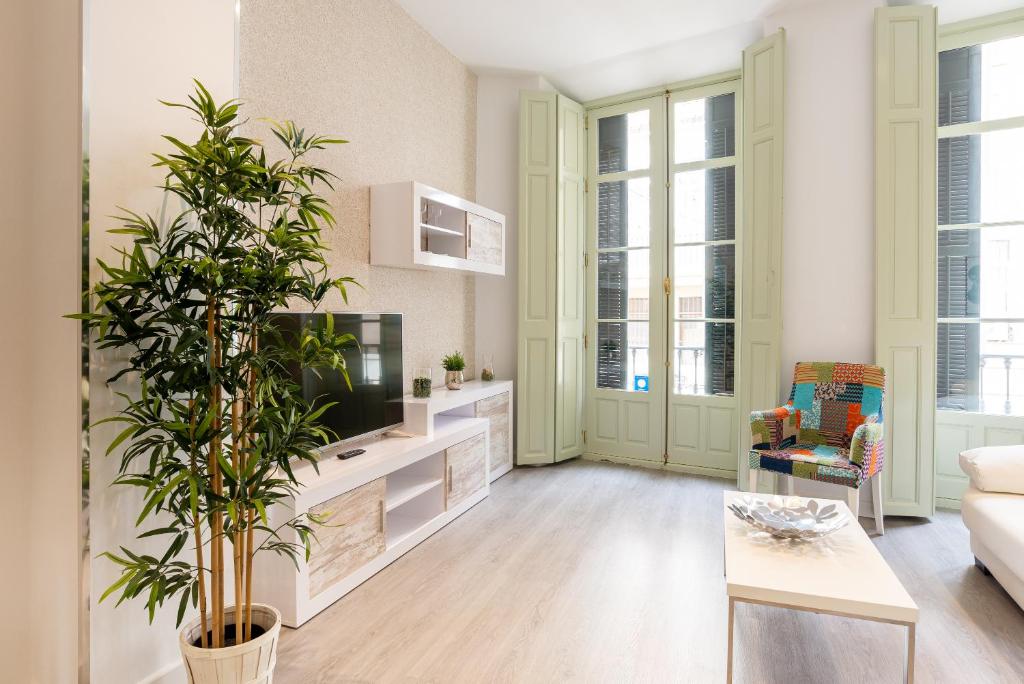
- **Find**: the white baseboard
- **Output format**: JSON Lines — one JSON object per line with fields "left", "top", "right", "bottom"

{"left": 581, "top": 451, "right": 736, "bottom": 481}
{"left": 140, "top": 659, "right": 183, "bottom": 684}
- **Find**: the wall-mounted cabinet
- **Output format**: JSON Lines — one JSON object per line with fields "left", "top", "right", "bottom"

{"left": 370, "top": 181, "right": 506, "bottom": 276}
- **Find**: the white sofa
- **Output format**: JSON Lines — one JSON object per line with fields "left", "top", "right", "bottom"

{"left": 959, "top": 445, "right": 1024, "bottom": 610}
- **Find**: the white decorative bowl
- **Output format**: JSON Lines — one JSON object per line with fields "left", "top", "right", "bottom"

{"left": 728, "top": 495, "right": 848, "bottom": 540}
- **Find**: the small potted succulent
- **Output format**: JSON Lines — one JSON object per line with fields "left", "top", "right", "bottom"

{"left": 442, "top": 351, "right": 466, "bottom": 390}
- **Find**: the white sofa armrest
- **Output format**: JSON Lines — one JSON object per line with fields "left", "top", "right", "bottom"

{"left": 959, "top": 445, "right": 1024, "bottom": 495}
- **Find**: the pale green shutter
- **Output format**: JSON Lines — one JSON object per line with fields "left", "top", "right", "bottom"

{"left": 518, "top": 91, "right": 586, "bottom": 465}
{"left": 518, "top": 91, "right": 557, "bottom": 464}
{"left": 874, "top": 6, "right": 937, "bottom": 516}
{"left": 738, "top": 30, "right": 785, "bottom": 490}
{"left": 555, "top": 94, "right": 586, "bottom": 461}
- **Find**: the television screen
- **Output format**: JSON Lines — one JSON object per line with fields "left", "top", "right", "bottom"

{"left": 268, "top": 312, "right": 404, "bottom": 445}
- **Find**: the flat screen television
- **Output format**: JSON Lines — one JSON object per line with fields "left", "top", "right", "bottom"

{"left": 268, "top": 312, "right": 404, "bottom": 445}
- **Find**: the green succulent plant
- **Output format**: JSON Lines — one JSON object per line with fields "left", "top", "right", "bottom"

{"left": 442, "top": 351, "right": 466, "bottom": 372}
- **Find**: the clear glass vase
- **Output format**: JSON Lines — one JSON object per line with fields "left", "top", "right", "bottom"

{"left": 480, "top": 355, "right": 495, "bottom": 381}
{"left": 413, "top": 368, "right": 432, "bottom": 398}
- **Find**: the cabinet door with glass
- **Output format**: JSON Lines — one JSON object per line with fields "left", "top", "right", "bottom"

{"left": 585, "top": 97, "right": 667, "bottom": 463}
{"left": 666, "top": 82, "right": 740, "bottom": 475}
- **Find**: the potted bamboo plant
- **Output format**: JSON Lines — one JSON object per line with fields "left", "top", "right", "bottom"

{"left": 74, "top": 82, "right": 355, "bottom": 682}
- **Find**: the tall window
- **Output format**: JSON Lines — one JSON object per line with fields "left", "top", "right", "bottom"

{"left": 937, "top": 35, "right": 1024, "bottom": 414}
{"left": 671, "top": 91, "right": 736, "bottom": 396}
{"left": 596, "top": 111, "right": 652, "bottom": 391}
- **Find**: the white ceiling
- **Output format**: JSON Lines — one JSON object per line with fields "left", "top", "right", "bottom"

{"left": 396, "top": 0, "right": 1024, "bottom": 101}
{"left": 395, "top": 0, "right": 781, "bottom": 101}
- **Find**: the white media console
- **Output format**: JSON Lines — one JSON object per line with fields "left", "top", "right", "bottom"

{"left": 253, "top": 380, "right": 513, "bottom": 627}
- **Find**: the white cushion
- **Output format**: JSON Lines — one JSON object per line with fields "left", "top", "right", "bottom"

{"left": 959, "top": 445, "right": 1024, "bottom": 495}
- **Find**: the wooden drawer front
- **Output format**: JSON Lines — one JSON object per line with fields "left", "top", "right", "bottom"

{"left": 476, "top": 392, "right": 511, "bottom": 474}
{"left": 446, "top": 433, "right": 487, "bottom": 509}
{"left": 467, "top": 213, "right": 502, "bottom": 266}
{"left": 307, "top": 478, "right": 386, "bottom": 598}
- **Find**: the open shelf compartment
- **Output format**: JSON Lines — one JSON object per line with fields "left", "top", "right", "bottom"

{"left": 385, "top": 451, "right": 445, "bottom": 547}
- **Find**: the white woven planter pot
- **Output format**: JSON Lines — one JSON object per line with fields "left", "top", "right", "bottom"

{"left": 179, "top": 604, "right": 281, "bottom": 684}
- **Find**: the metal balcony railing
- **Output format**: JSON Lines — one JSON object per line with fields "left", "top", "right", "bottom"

{"left": 625, "top": 345, "right": 707, "bottom": 394}
{"left": 980, "top": 353, "right": 1024, "bottom": 414}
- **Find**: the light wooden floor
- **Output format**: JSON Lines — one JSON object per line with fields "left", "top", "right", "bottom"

{"left": 275, "top": 459, "right": 1024, "bottom": 683}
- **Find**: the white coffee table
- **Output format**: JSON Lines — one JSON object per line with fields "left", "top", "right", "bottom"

{"left": 724, "top": 491, "right": 919, "bottom": 683}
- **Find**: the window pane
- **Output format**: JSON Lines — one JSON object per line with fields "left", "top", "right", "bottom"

{"left": 597, "top": 321, "right": 650, "bottom": 392}
{"left": 938, "top": 321, "right": 978, "bottom": 411}
{"left": 937, "top": 229, "right": 980, "bottom": 318}
{"left": 673, "top": 244, "right": 735, "bottom": 319}
{"left": 598, "top": 178, "right": 650, "bottom": 248}
{"left": 672, "top": 322, "right": 734, "bottom": 396}
{"left": 598, "top": 110, "right": 650, "bottom": 174}
{"left": 597, "top": 250, "right": 649, "bottom": 320}
{"left": 674, "top": 93, "right": 735, "bottom": 164}
{"left": 939, "top": 225, "right": 1024, "bottom": 319}
{"left": 980, "top": 225, "right": 1024, "bottom": 319}
{"left": 938, "top": 321, "right": 1024, "bottom": 415}
{"left": 939, "top": 36, "right": 1024, "bottom": 126}
{"left": 938, "top": 129, "right": 1024, "bottom": 225}
{"left": 673, "top": 167, "right": 735, "bottom": 242}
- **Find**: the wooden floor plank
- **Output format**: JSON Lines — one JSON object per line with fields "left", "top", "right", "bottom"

{"left": 274, "top": 459, "right": 1024, "bottom": 683}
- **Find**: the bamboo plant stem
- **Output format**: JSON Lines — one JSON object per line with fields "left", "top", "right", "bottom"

{"left": 188, "top": 399, "right": 209, "bottom": 649}
{"left": 243, "top": 334, "right": 258, "bottom": 642}
{"left": 232, "top": 394, "right": 242, "bottom": 641}
{"left": 207, "top": 299, "right": 224, "bottom": 648}
{"left": 237, "top": 377, "right": 248, "bottom": 643}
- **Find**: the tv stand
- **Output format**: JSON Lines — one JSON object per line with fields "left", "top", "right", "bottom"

{"left": 403, "top": 379, "right": 513, "bottom": 482}
{"left": 252, "top": 415, "right": 490, "bottom": 627}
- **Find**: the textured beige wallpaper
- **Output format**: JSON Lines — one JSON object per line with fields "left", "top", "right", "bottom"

{"left": 240, "top": 0, "right": 478, "bottom": 391}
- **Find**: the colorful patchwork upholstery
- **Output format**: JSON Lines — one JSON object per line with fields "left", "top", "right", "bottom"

{"left": 749, "top": 362, "right": 886, "bottom": 489}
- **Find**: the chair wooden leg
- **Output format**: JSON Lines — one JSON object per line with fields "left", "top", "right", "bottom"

{"left": 748, "top": 469, "right": 759, "bottom": 494}
{"left": 871, "top": 472, "right": 885, "bottom": 535}
{"left": 847, "top": 486, "right": 860, "bottom": 520}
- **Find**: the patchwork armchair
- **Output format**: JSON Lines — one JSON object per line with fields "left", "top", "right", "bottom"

{"left": 748, "top": 362, "right": 886, "bottom": 534}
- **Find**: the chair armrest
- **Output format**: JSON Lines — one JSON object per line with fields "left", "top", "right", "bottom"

{"left": 850, "top": 414, "right": 884, "bottom": 477}
{"left": 750, "top": 406, "right": 797, "bottom": 450}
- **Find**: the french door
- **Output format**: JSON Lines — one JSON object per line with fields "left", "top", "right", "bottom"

{"left": 586, "top": 81, "right": 741, "bottom": 474}
{"left": 585, "top": 97, "right": 667, "bottom": 463}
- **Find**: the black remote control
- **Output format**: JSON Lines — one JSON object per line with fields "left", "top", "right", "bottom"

{"left": 337, "top": 448, "right": 366, "bottom": 460}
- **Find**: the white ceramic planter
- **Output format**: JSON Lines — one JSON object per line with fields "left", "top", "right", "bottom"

{"left": 179, "top": 603, "right": 281, "bottom": 684}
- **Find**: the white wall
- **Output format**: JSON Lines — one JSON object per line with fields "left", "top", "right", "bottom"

{"left": 88, "top": 3, "right": 236, "bottom": 683}
{"left": 0, "top": 2, "right": 34, "bottom": 679}
{"left": 765, "top": 0, "right": 881, "bottom": 392}
{"left": 0, "top": 0, "right": 82, "bottom": 681}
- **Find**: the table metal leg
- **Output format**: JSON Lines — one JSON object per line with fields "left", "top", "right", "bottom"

{"left": 727, "top": 597, "right": 735, "bottom": 684}
{"left": 905, "top": 623, "right": 915, "bottom": 684}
